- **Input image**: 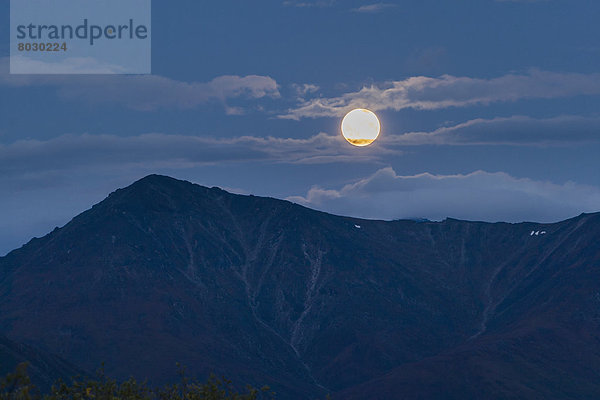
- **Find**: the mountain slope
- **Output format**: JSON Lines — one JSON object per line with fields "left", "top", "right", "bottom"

{"left": 1, "top": 175, "right": 599, "bottom": 399}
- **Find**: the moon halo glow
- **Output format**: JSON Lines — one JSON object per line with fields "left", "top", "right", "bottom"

{"left": 341, "top": 108, "right": 381, "bottom": 147}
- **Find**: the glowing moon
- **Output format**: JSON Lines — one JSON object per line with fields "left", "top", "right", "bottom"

{"left": 341, "top": 108, "right": 381, "bottom": 147}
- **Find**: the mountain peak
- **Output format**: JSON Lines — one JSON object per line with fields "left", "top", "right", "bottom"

{"left": 99, "top": 174, "right": 228, "bottom": 215}
{"left": 127, "top": 174, "right": 233, "bottom": 199}
{"left": 128, "top": 174, "right": 205, "bottom": 193}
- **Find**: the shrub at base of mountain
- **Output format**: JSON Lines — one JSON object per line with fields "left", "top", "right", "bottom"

{"left": 0, "top": 363, "right": 297, "bottom": 400}
{"left": 0, "top": 335, "right": 84, "bottom": 392}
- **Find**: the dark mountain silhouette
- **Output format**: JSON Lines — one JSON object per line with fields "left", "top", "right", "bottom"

{"left": 1, "top": 175, "right": 599, "bottom": 399}
{"left": 0, "top": 334, "right": 84, "bottom": 390}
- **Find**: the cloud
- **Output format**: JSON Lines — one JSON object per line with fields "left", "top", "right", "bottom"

{"left": 352, "top": 3, "right": 398, "bottom": 13}
{"left": 0, "top": 132, "right": 395, "bottom": 180}
{"left": 291, "top": 83, "right": 320, "bottom": 97}
{"left": 288, "top": 167, "right": 600, "bottom": 223}
{"left": 384, "top": 115, "right": 600, "bottom": 146}
{"left": 280, "top": 70, "right": 600, "bottom": 119}
{"left": 0, "top": 58, "right": 279, "bottom": 111}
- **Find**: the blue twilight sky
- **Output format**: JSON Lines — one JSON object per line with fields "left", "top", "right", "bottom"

{"left": 1, "top": 0, "right": 600, "bottom": 255}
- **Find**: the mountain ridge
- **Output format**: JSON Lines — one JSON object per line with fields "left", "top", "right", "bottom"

{"left": 1, "top": 174, "right": 599, "bottom": 399}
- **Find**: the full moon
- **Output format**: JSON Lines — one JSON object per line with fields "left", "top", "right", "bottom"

{"left": 341, "top": 108, "right": 381, "bottom": 147}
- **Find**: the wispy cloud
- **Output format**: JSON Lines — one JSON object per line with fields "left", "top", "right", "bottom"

{"left": 384, "top": 115, "right": 600, "bottom": 146}
{"left": 288, "top": 167, "right": 600, "bottom": 223}
{"left": 280, "top": 70, "right": 600, "bottom": 119}
{"left": 0, "top": 132, "right": 395, "bottom": 181}
{"left": 291, "top": 83, "right": 320, "bottom": 97}
{"left": 0, "top": 58, "right": 279, "bottom": 112}
{"left": 352, "top": 3, "right": 398, "bottom": 13}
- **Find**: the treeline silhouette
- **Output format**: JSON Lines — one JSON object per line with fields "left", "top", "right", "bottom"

{"left": 1, "top": 363, "right": 329, "bottom": 400}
